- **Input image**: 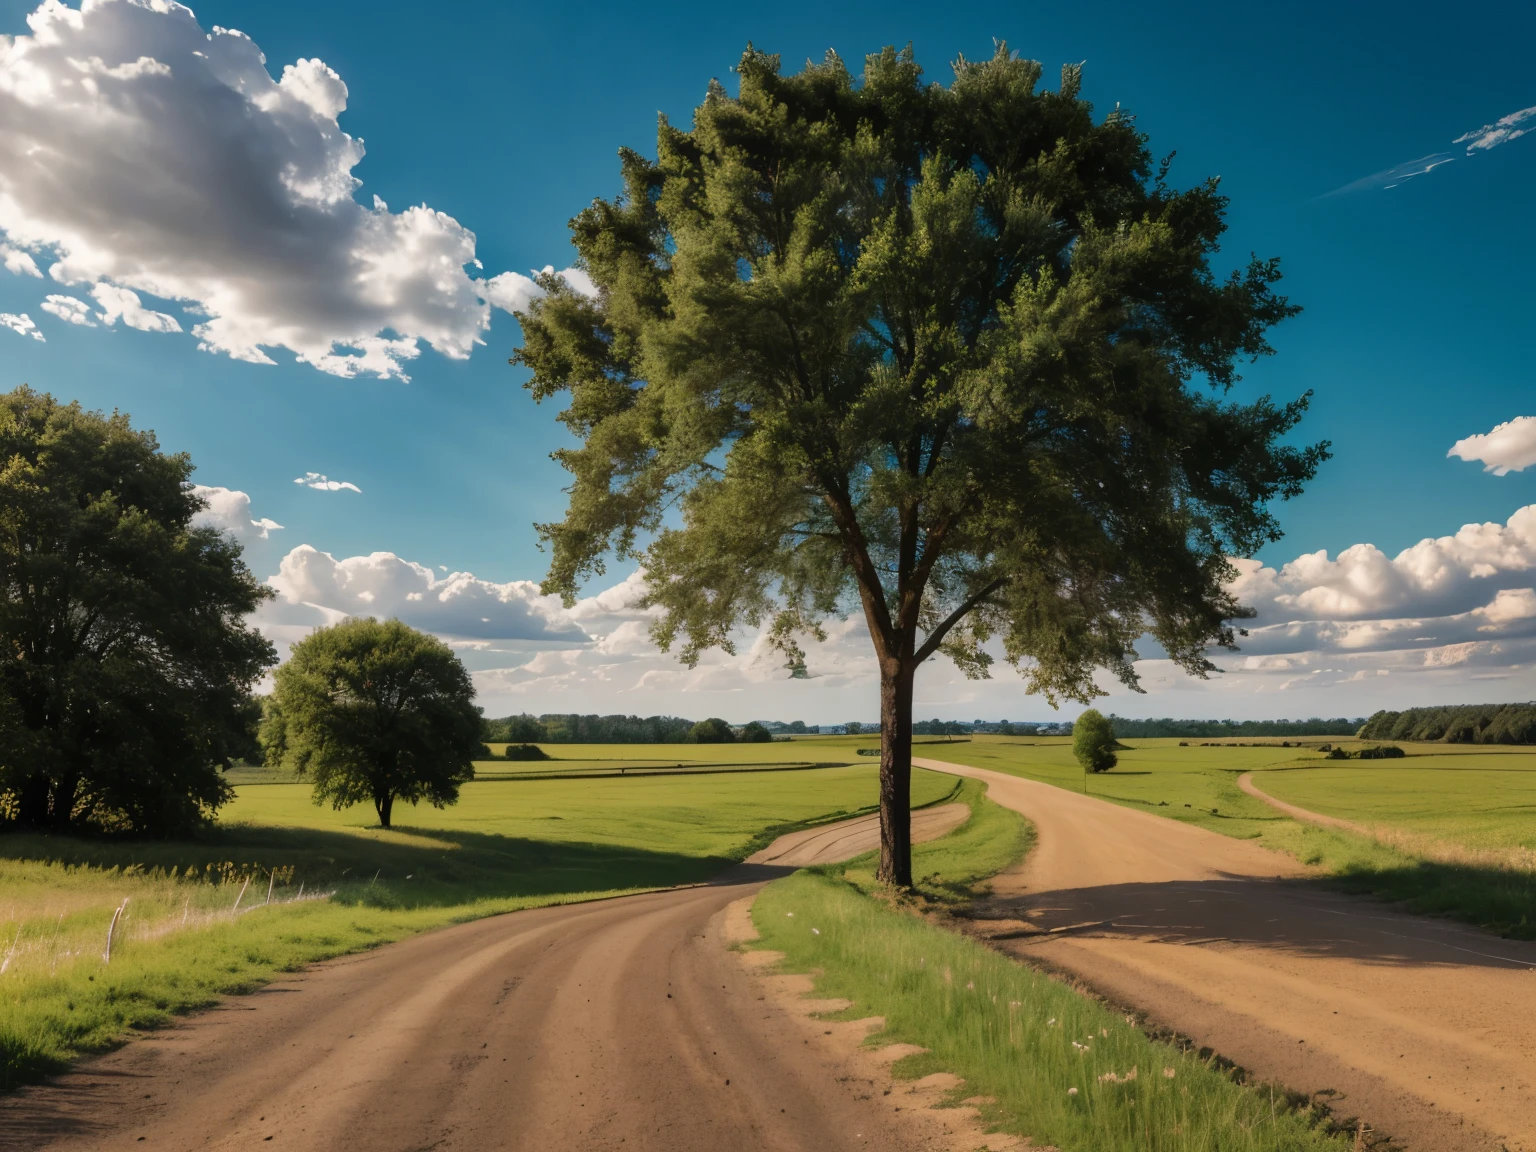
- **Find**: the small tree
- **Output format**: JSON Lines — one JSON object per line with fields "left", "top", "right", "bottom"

{"left": 740, "top": 721, "right": 774, "bottom": 742}
{"left": 0, "top": 387, "right": 275, "bottom": 835}
{"left": 689, "top": 716, "right": 736, "bottom": 743}
{"left": 516, "top": 45, "right": 1324, "bottom": 885}
{"left": 846, "top": 722, "right": 865, "bottom": 736}
{"left": 1073, "top": 709, "right": 1118, "bottom": 773}
{"left": 262, "top": 618, "right": 483, "bottom": 828}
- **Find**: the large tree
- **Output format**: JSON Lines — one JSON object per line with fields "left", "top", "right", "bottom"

{"left": 0, "top": 387, "right": 275, "bottom": 836}
{"left": 514, "top": 45, "right": 1326, "bottom": 885}
{"left": 261, "top": 618, "right": 483, "bottom": 828}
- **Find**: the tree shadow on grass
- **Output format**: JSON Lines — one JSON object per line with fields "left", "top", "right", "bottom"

{"left": 0, "top": 823, "right": 734, "bottom": 910}
{"left": 977, "top": 871, "right": 1536, "bottom": 969}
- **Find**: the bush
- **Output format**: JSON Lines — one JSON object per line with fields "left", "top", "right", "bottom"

{"left": 739, "top": 722, "right": 773, "bottom": 743}
{"left": 1072, "top": 708, "right": 1118, "bottom": 772}
{"left": 689, "top": 717, "right": 736, "bottom": 744}
{"left": 1355, "top": 744, "right": 1405, "bottom": 760}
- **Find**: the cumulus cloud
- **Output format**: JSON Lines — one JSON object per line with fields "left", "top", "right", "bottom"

{"left": 482, "top": 265, "right": 599, "bottom": 316}
{"left": 0, "top": 0, "right": 566, "bottom": 381}
{"left": 190, "top": 484, "right": 283, "bottom": 541}
{"left": 294, "top": 472, "right": 361, "bottom": 493}
{"left": 1328, "top": 101, "right": 1536, "bottom": 195}
{"left": 265, "top": 545, "right": 588, "bottom": 643}
{"left": 0, "top": 312, "right": 43, "bottom": 340}
{"left": 90, "top": 282, "right": 180, "bottom": 333}
{"left": 1448, "top": 416, "right": 1536, "bottom": 476}
{"left": 40, "top": 295, "right": 94, "bottom": 326}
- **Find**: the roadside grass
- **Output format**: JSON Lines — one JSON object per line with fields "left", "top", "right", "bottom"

{"left": 750, "top": 786, "right": 1343, "bottom": 1151}
{"left": 0, "top": 764, "right": 955, "bottom": 1091}
{"left": 922, "top": 737, "right": 1536, "bottom": 940}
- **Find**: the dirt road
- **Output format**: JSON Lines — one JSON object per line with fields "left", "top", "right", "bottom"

{"left": 916, "top": 758, "right": 1536, "bottom": 1152}
{"left": 0, "top": 805, "right": 967, "bottom": 1152}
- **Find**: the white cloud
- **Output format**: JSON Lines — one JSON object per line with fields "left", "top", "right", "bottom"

{"left": 1448, "top": 416, "right": 1536, "bottom": 476}
{"left": 1329, "top": 101, "right": 1536, "bottom": 195}
{"left": 0, "top": 244, "right": 40, "bottom": 277}
{"left": 482, "top": 265, "right": 598, "bottom": 316}
{"left": 40, "top": 294, "right": 94, "bottom": 326}
{"left": 264, "top": 545, "right": 588, "bottom": 643}
{"left": 190, "top": 484, "right": 283, "bottom": 541}
{"left": 0, "top": 0, "right": 542, "bottom": 381}
{"left": 294, "top": 472, "right": 361, "bottom": 493}
{"left": 0, "top": 312, "right": 43, "bottom": 341}
{"left": 1454, "top": 104, "right": 1536, "bottom": 154}
{"left": 90, "top": 282, "right": 181, "bottom": 333}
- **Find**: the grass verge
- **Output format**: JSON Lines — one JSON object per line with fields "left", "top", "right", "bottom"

{"left": 750, "top": 785, "right": 1345, "bottom": 1151}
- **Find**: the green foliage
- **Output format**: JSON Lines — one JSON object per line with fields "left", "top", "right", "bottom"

{"left": 1325, "top": 744, "right": 1404, "bottom": 761}
{"left": 517, "top": 42, "right": 1323, "bottom": 698}
{"left": 1360, "top": 703, "right": 1536, "bottom": 744}
{"left": 481, "top": 712, "right": 696, "bottom": 743}
{"left": 845, "top": 721, "right": 865, "bottom": 736}
{"left": 1109, "top": 716, "right": 1362, "bottom": 738}
{"left": 515, "top": 42, "right": 1323, "bottom": 883}
{"left": 0, "top": 387, "right": 275, "bottom": 836}
{"left": 1072, "top": 709, "right": 1118, "bottom": 772}
{"left": 739, "top": 721, "right": 773, "bottom": 743}
{"left": 261, "top": 618, "right": 483, "bottom": 828}
{"left": 689, "top": 716, "right": 736, "bottom": 743}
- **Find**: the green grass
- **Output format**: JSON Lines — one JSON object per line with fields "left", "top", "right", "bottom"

{"left": 919, "top": 736, "right": 1536, "bottom": 940}
{"left": 750, "top": 785, "right": 1343, "bottom": 1151}
{"left": 0, "top": 763, "right": 956, "bottom": 1090}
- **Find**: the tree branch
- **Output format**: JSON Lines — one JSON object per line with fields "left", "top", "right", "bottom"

{"left": 913, "top": 577, "right": 1008, "bottom": 665}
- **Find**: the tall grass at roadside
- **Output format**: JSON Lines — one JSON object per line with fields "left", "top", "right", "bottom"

{"left": 750, "top": 786, "right": 1343, "bottom": 1151}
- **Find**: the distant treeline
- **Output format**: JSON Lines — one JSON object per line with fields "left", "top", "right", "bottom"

{"left": 483, "top": 713, "right": 697, "bottom": 743}
{"left": 1359, "top": 704, "right": 1536, "bottom": 744}
{"left": 1108, "top": 716, "right": 1364, "bottom": 739}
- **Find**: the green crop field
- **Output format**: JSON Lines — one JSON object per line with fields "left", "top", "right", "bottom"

{"left": 0, "top": 761, "right": 956, "bottom": 1089}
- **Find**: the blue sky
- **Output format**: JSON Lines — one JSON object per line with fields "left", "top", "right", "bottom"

{"left": 1, "top": 0, "right": 1534, "bottom": 722}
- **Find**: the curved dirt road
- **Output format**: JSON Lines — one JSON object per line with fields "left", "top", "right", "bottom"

{"left": 0, "top": 805, "right": 968, "bottom": 1152}
{"left": 1238, "top": 769, "right": 1373, "bottom": 834}
{"left": 917, "top": 758, "right": 1536, "bottom": 1152}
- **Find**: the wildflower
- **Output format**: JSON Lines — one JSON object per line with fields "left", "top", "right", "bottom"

{"left": 786, "top": 912, "right": 794, "bottom": 917}
{"left": 1162, "top": 1067, "right": 1176, "bottom": 1079}
{"left": 1099, "top": 1027, "right": 1108, "bottom": 1038}
{"left": 1067, "top": 1087, "right": 1078, "bottom": 1096}
{"left": 1047, "top": 1017, "right": 1056, "bottom": 1026}
{"left": 811, "top": 928, "right": 820, "bottom": 935}
{"left": 1072, "top": 1040, "right": 1090, "bottom": 1051}
{"left": 966, "top": 981, "right": 975, "bottom": 991}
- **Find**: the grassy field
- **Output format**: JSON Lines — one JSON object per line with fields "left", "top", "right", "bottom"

{"left": 917, "top": 736, "right": 1536, "bottom": 938}
{"left": 0, "top": 760, "right": 957, "bottom": 1089}
{"left": 751, "top": 783, "right": 1344, "bottom": 1151}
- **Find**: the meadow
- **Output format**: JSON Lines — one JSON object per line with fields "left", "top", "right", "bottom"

{"left": 0, "top": 759, "right": 956, "bottom": 1088}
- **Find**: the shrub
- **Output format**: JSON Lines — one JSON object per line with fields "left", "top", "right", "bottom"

{"left": 1073, "top": 709, "right": 1118, "bottom": 772}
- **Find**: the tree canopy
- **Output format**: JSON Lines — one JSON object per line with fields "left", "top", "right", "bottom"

{"left": 0, "top": 387, "right": 275, "bottom": 836}
{"left": 1072, "top": 708, "right": 1118, "bottom": 772}
{"left": 261, "top": 618, "right": 483, "bottom": 828}
{"left": 515, "top": 43, "right": 1325, "bottom": 884}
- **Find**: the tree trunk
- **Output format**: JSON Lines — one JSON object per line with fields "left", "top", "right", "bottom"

{"left": 876, "top": 659, "right": 915, "bottom": 887}
{"left": 375, "top": 791, "right": 393, "bottom": 828}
